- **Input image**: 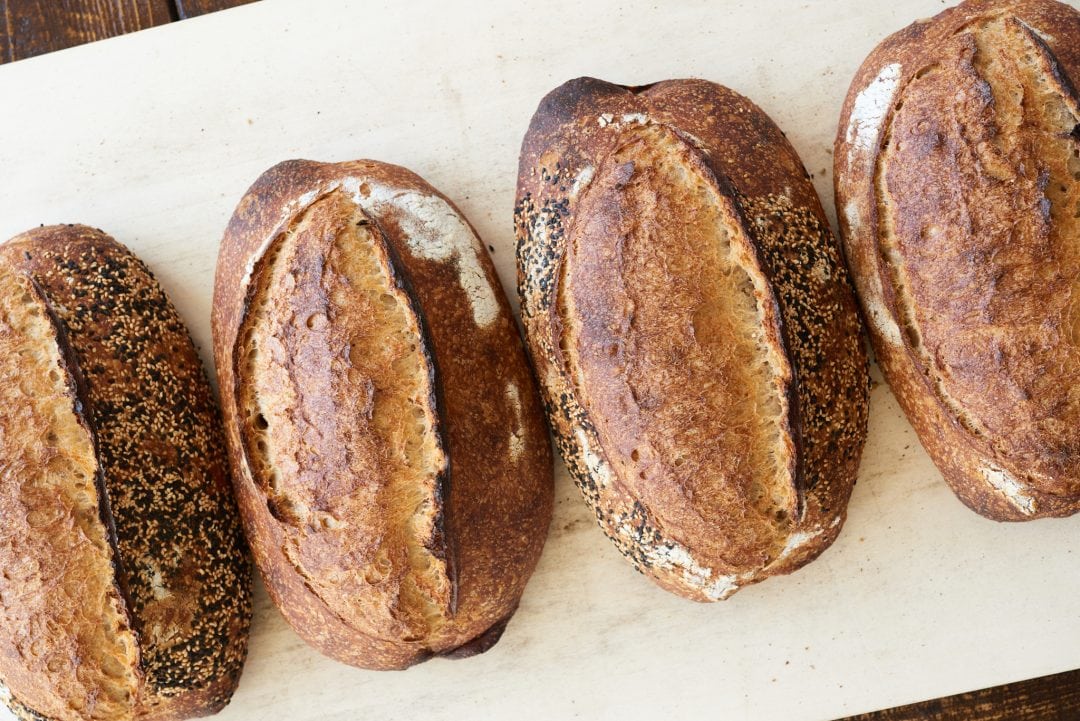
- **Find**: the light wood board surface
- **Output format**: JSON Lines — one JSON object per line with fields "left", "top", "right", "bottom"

{"left": 0, "top": 1, "right": 1077, "bottom": 719}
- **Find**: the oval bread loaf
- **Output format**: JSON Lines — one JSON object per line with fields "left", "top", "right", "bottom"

{"left": 515, "top": 78, "right": 870, "bottom": 601}
{"left": 835, "top": 0, "right": 1080, "bottom": 520}
{"left": 212, "top": 160, "right": 554, "bottom": 669}
{"left": 0, "top": 226, "right": 251, "bottom": 721}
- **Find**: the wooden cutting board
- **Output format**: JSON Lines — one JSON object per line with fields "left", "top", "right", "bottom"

{"left": 0, "top": 1, "right": 1077, "bottom": 719}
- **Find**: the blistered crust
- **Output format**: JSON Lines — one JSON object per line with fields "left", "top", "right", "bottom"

{"left": 213, "top": 160, "right": 553, "bottom": 669}
{"left": 515, "top": 78, "right": 869, "bottom": 600}
{"left": 835, "top": 0, "right": 1080, "bottom": 520}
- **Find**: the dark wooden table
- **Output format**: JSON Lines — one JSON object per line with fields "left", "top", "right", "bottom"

{"left": 0, "top": 2, "right": 1076, "bottom": 719}
{"left": 0, "top": 0, "right": 254, "bottom": 62}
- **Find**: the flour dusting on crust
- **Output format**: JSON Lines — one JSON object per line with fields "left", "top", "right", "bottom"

{"left": 981, "top": 465, "right": 1036, "bottom": 516}
{"left": 343, "top": 178, "right": 499, "bottom": 328}
{"left": 846, "top": 63, "right": 902, "bottom": 155}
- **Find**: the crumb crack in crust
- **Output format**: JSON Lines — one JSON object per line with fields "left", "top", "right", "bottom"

{"left": 0, "top": 225, "right": 252, "bottom": 721}
{"left": 516, "top": 78, "right": 869, "bottom": 601}
{"left": 835, "top": 0, "right": 1080, "bottom": 520}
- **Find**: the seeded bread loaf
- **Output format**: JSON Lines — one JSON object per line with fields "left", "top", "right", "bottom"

{"left": 835, "top": 0, "right": 1080, "bottom": 520}
{"left": 515, "top": 78, "right": 870, "bottom": 601}
{"left": 0, "top": 226, "right": 251, "bottom": 721}
{"left": 212, "top": 160, "right": 554, "bottom": 670}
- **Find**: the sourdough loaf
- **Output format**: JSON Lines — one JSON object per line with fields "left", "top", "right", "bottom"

{"left": 213, "top": 160, "right": 553, "bottom": 669}
{"left": 0, "top": 226, "right": 251, "bottom": 721}
{"left": 515, "top": 78, "right": 869, "bottom": 601}
{"left": 835, "top": 0, "right": 1080, "bottom": 520}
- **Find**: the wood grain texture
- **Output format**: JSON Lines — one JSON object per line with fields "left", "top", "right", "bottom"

{"left": 174, "top": 0, "right": 253, "bottom": 19}
{"left": 0, "top": 0, "right": 173, "bottom": 63}
{"left": 0, "top": 0, "right": 255, "bottom": 63}
{"left": 841, "top": 669, "right": 1080, "bottom": 720}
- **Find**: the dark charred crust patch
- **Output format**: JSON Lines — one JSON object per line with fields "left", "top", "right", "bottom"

{"left": 439, "top": 611, "right": 512, "bottom": 659}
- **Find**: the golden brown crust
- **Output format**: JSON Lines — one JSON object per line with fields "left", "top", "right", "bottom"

{"left": 515, "top": 78, "right": 869, "bottom": 600}
{"left": 835, "top": 0, "right": 1080, "bottom": 520}
{"left": 212, "top": 160, "right": 553, "bottom": 670}
{"left": 238, "top": 191, "right": 456, "bottom": 658}
{"left": 0, "top": 262, "right": 140, "bottom": 721}
{"left": 0, "top": 226, "right": 252, "bottom": 721}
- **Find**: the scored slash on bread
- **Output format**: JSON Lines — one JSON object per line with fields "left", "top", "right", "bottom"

{"left": 212, "top": 160, "right": 554, "bottom": 670}
{"left": 515, "top": 78, "right": 870, "bottom": 601}
{"left": 835, "top": 0, "right": 1080, "bottom": 520}
{"left": 0, "top": 226, "right": 252, "bottom": 721}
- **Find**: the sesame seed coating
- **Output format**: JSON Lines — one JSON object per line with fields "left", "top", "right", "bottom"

{"left": 743, "top": 193, "right": 869, "bottom": 507}
{"left": 0, "top": 226, "right": 251, "bottom": 720}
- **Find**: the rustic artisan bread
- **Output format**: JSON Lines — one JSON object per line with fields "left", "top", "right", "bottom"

{"left": 0, "top": 226, "right": 251, "bottom": 721}
{"left": 213, "top": 159, "right": 553, "bottom": 669}
{"left": 835, "top": 0, "right": 1080, "bottom": 521}
{"left": 515, "top": 78, "right": 869, "bottom": 601}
